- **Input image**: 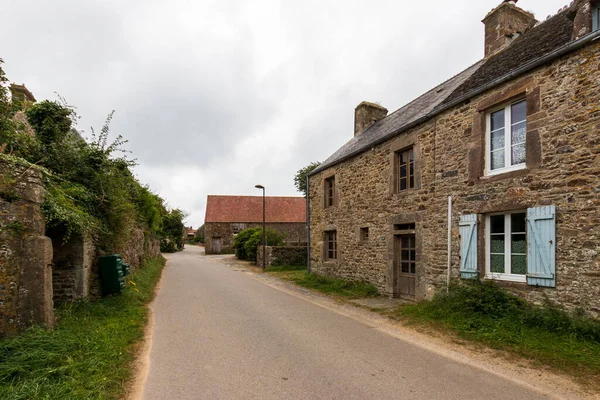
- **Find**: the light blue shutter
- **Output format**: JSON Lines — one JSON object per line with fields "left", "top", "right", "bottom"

{"left": 527, "top": 206, "right": 556, "bottom": 288}
{"left": 459, "top": 214, "right": 478, "bottom": 279}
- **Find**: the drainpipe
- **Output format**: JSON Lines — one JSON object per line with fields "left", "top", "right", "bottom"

{"left": 447, "top": 196, "right": 452, "bottom": 291}
{"left": 306, "top": 174, "right": 311, "bottom": 273}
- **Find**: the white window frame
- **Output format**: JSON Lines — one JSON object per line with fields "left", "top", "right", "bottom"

{"left": 485, "top": 211, "right": 527, "bottom": 283}
{"left": 485, "top": 99, "right": 527, "bottom": 176}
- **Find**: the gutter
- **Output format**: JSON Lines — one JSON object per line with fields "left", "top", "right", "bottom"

{"left": 309, "top": 30, "right": 600, "bottom": 177}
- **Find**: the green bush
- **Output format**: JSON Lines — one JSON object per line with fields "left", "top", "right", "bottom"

{"left": 233, "top": 227, "right": 285, "bottom": 261}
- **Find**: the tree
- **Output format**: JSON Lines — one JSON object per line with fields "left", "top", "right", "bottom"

{"left": 294, "top": 161, "right": 321, "bottom": 197}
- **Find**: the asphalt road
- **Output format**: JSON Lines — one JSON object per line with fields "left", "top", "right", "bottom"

{"left": 142, "top": 246, "right": 549, "bottom": 400}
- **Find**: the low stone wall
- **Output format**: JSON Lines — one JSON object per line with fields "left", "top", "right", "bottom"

{"left": 0, "top": 158, "right": 53, "bottom": 337}
{"left": 257, "top": 246, "right": 307, "bottom": 267}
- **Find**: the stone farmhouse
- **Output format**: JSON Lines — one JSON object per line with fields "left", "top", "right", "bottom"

{"left": 308, "top": 0, "right": 600, "bottom": 315}
{"left": 204, "top": 195, "right": 306, "bottom": 254}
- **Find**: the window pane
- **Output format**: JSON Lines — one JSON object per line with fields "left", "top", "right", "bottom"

{"left": 399, "top": 151, "right": 407, "bottom": 165}
{"left": 410, "top": 263, "right": 416, "bottom": 274}
{"left": 511, "top": 143, "right": 526, "bottom": 165}
{"left": 491, "top": 109, "right": 505, "bottom": 131}
{"left": 511, "top": 234, "right": 527, "bottom": 254}
{"left": 400, "top": 178, "right": 407, "bottom": 191}
{"left": 491, "top": 129, "right": 505, "bottom": 151}
{"left": 400, "top": 165, "right": 407, "bottom": 178}
{"left": 511, "top": 255, "right": 527, "bottom": 275}
{"left": 402, "top": 262, "right": 409, "bottom": 273}
{"left": 402, "top": 237, "right": 409, "bottom": 248}
{"left": 511, "top": 213, "right": 526, "bottom": 233}
{"left": 410, "top": 250, "right": 416, "bottom": 261}
{"left": 490, "top": 236, "right": 505, "bottom": 253}
{"left": 409, "top": 236, "right": 415, "bottom": 248}
{"left": 401, "top": 250, "right": 409, "bottom": 261}
{"left": 511, "top": 121, "right": 526, "bottom": 144}
{"left": 511, "top": 100, "right": 526, "bottom": 123}
{"left": 490, "top": 254, "right": 505, "bottom": 273}
{"left": 409, "top": 174, "right": 414, "bottom": 189}
{"left": 491, "top": 149, "right": 505, "bottom": 170}
{"left": 409, "top": 149, "right": 414, "bottom": 162}
{"left": 490, "top": 215, "right": 505, "bottom": 234}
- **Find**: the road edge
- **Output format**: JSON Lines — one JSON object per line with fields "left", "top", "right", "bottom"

{"left": 127, "top": 259, "right": 168, "bottom": 400}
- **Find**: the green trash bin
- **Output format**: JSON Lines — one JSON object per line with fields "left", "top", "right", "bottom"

{"left": 99, "top": 255, "right": 125, "bottom": 295}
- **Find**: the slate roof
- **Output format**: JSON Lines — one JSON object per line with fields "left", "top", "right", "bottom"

{"left": 312, "top": 8, "right": 579, "bottom": 175}
{"left": 205, "top": 195, "right": 306, "bottom": 223}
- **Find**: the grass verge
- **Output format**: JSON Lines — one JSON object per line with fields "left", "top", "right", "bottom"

{"left": 0, "top": 256, "right": 166, "bottom": 400}
{"left": 265, "top": 265, "right": 378, "bottom": 298}
{"left": 387, "top": 280, "right": 600, "bottom": 386}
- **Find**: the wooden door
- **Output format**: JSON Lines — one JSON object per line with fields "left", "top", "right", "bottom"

{"left": 212, "top": 237, "right": 222, "bottom": 253}
{"left": 395, "top": 234, "right": 416, "bottom": 297}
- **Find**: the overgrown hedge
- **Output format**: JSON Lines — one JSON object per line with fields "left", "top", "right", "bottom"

{"left": 0, "top": 58, "right": 184, "bottom": 252}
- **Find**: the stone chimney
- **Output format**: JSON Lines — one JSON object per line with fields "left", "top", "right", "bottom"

{"left": 354, "top": 102, "right": 388, "bottom": 137}
{"left": 482, "top": 0, "right": 537, "bottom": 58}
{"left": 567, "top": 0, "right": 599, "bottom": 40}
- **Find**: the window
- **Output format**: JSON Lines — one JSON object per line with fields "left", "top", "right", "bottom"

{"left": 461, "top": 207, "right": 556, "bottom": 287}
{"left": 231, "top": 223, "right": 247, "bottom": 234}
{"left": 593, "top": 5, "right": 599, "bottom": 32}
{"left": 487, "top": 99, "right": 526, "bottom": 175}
{"left": 324, "top": 176, "right": 335, "bottom": 208}
{"left": 486, "top": 212, "right": 527, "bottom": 282}
{"left": 394, "top": 223, "right": 415, "bottom": 231}
{"left": 325, "top": 231, "right": 337, "bottom": 260}
{"left": 360, "top": 227, "right": 369, "bottom": 241}
{"left": 395, "top": 148, "right": 415, "bottom": 191}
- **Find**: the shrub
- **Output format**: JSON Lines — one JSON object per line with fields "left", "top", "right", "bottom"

{"left": 233, "top": 227, "right": 285, "bottom": 261}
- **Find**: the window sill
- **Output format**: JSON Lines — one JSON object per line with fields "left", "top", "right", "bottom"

{"left": 485, "top": 273, "right": 526, "bottom": 283}
{"left": 477, "top": 168, "right": 529, "bottom": 184}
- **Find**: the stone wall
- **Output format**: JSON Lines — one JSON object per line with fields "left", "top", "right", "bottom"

{"left": 205, "top": 222, "right": 306, "bottom": 254}
{"left": 0, "top": 158, "right": 53, "bottom": 337}
{"left": 309, "top": 41, "right": 600, "bottom": 315}
{"left": 257, "top": 246, "right": 307, "bottom": 267}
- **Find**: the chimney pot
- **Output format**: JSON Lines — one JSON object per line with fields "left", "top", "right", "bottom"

{"left": 354, "top": 101, "right": 388, "bottom": 137}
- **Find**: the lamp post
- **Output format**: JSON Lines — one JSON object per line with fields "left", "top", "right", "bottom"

{"left": 255, "top": 184, "right": 266, "bottom": 269}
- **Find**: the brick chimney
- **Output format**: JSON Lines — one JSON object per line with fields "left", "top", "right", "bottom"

{"left": 482, "top": 0, "right": 537, "bottom": 58}
{"left": 354, "top": 102, "right": 388, "bottom": 137}
{"left": 567, "top": 0, "right": 599, "bottom": 40}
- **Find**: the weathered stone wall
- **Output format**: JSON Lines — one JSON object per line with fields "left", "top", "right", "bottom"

{"left": 257, "top": 246, "right": 307, "bottom": 267}
{"left": 205, "top": 222, "right": 306, "bottom": 254}
{"left": 309, "top": 41, "right": 600, "bottom": 315}
{"left": 0, "top": 158, "right": 53, "bottom": 336}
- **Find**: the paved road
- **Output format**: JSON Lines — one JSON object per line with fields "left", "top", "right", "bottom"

{"left": 142, "top": 246, "right": 549, "bottom": 400}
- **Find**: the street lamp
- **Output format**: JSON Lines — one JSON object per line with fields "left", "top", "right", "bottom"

{"left": 255, "top": 184, "right": 266, "bottom": 269}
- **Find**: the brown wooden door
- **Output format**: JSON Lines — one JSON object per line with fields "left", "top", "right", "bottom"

{"left": 212, "top": 237, "right": 222, "bottom": 253}
{"left": 395, "top": 234, "right": 416, "bottom": 297}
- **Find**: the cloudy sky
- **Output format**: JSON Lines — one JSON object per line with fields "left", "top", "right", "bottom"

{"left": 0, "top": 0, "right": 569, "bottom": 227}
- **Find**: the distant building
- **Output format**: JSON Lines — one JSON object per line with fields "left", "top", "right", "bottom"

{"left": 204, "top": 195, "right": 306, "bottom": 254}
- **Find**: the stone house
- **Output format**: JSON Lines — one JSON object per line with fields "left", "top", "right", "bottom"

{"left": 204, "top": 195, "right": 306, "bottom": 254}
{"left": 308, "top": 0, "right": 600, "bottom": 315}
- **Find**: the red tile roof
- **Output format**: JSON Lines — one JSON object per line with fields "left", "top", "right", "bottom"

{"left": 205, "top": 195, "right": 306, "bottom": 223}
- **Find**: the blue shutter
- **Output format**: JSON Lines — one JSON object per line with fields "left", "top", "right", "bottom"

{"left": 593, "top": 6, "right": 599, "bottom": 32}
{"left": 527, "top": 206, "right": 556, "bottom": 288}
{"left": 459, "top": 214, "right": 478, "bottom": 279}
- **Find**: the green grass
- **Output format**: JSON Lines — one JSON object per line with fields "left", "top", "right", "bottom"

{"left": 0, "top": 256, "right": 166, "bottom": 400}
{"left": 388, "top": 281, "right": 600, "bottom": 385}
{"left": 266, "top": 265, "right": 379, "bottom": 298}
